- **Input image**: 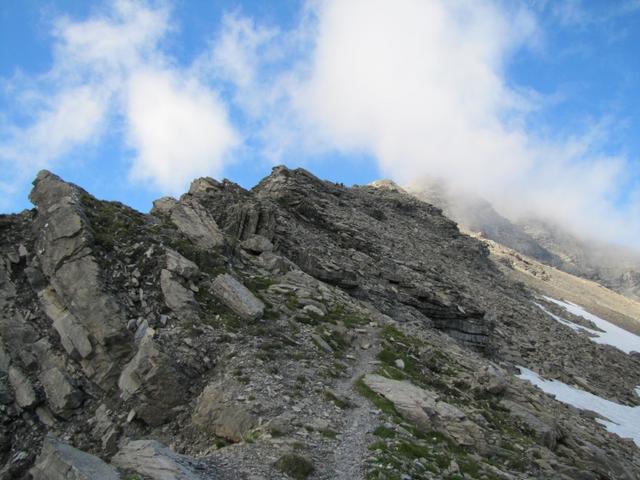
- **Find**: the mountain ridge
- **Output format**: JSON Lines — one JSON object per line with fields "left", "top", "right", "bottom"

{"left": 406, "top": 179, "right": 640, "bottom": 302}
{"left": 1, "top": 167, "right": 640, "bottom": 479}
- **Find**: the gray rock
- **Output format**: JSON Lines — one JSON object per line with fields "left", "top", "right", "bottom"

{"left": 501, "top": 399, "right": 561, "bottom": 450}
{"left": 39, "top": 287, "right": 93, "bottom": 359}
{"left": 211, "top": 274, "right": 264, "bottom": 320}
{"left": 8, "top": 366, "right": 37, "bottom": 409}
{"left": 257, "top": 252, "right": 296, "bottom": 275}
{"left": 192, "top": 382, "right": 257, "bottom": 442}
{"left": 189, "top": 176, "right": 221, "bottom": 195}
{"left": 165, "top": 248, "right": 199, "bottom": 279}
{"left": 475, "top": 365, "right": 508, "bottom": 395}
{"left": 39, "top": 367, "right": 83, "bottom": 415}
{"left": 118, "top": 333, "right": 189, "bottom": 426}
{"left": 152, "top": 196, "right": 178, "bottom": 214}
{"left": 241, "top": 234, "right": 274, "bottom": 254}
{"left": 0, "top": 261, "right": 16, "bottom": 305}
{"left": 30, "top": 434, "right": 120, "bottom": 480}
{"left": 0, "top": 373, "right": 14, "bottom": 405}
{"left": 112, "top": 439, "right": 203, "bottom": 480}
{"left": 363, "top": 374, "right": 484, "bottom": 449}
{"left": 160, "top": 269, "right": 198, "bottom": 319}
{"left": 0, "top": 342, "right": 9, "bottom": 373}
{"left": 30, "top": 171, "right": 131, "bottom": 389}
{"left": 166, "top": 199, "right": 225, "bottom": 249}
{"left": 311, "top": 334, "right": 333, "bottom": 353}
{"left": 91, "top": 404, "right": 120, "bottom": 454}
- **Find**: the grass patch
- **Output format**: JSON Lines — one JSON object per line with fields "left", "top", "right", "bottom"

{"left": 274, "top": 453, "right": 315, "bottom": 479}
{"left": 373, "top": 425, "right": 396, "bottom": 439}
{"left": 319, "top": 428, "right": 339, "bottom": 439}
{"left": 323, "top": 305, "right": 369, "bottom": 328}
{"left": 80, "top": 194, "right": 146, "bottom": 250}
{"left": 323, "top": 389, "right": 352, "bottom": 409}
{"left": 354, "top": 377, "right": 399, "bottom": 418}
{"left": 245, "top": 275, "right": 278, "bottom": 292}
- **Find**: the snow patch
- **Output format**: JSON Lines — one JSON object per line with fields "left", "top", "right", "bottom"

{"left": 539, "top": 297, "right": 640, "bottom": 354}
{"left": 517, "top": 367, "right": 640, "bottom": 446}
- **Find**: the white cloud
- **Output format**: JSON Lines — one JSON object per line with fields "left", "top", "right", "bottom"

{"left": 0, "top": 86, "right": 107, "bottom": 172}
{"left": 52, "top": 0, "right": 169, "bottom": 76}
{"left": 240, "top": 0, "right": 638, "bottom": 246}
{"left": 126, "top": 70, "right": 238, "bottom": 193}
{"left": 0, "top": 0, "right": 238, "bottom": 200}
{"left": 207, "top": 12, "right": 276, "bottom": 89}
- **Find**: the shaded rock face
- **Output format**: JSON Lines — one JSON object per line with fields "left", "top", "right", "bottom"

{"left": 118, "top": 332, "right": 192, "bottom": 426}
{"left": 251, "top": 167, "right": 494, "bottom": 349}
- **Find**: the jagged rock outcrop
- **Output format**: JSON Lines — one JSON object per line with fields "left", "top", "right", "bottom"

{"left": 30, "top": 171, "right": 131, "bottom": 389}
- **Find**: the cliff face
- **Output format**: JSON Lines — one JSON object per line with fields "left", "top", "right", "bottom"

{"left": 1, "top": 167, "right": 640, "bottom": 480}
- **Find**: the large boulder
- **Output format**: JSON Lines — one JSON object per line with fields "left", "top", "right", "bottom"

{"left": 363, "top": 374, "right": 484, "bottom": 449}
{"left": 112, "top": 440, "right": 204, "bottom": 480}
{"left": 211, "top": 274, "right": 264, "bottom": 320}
{"left": 30, "top": 434, "right": 120, "bottom": 480}
{"left": 192, "top": 381, "right": 257, "bottom": 442}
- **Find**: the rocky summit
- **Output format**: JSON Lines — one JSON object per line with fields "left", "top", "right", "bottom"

{"left": 1, "top": 166, "right": 640, "bottom": 479}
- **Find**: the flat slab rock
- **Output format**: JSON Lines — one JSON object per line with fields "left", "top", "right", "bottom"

{"left": 211, "top": 274, "right": 264, "bottom": 320}
{"left": 362, "top": 374, "right": 484, "bottom": 449}
{"left": 112, "top": 439, "right": 205, "bottom": 480}
{"left": 30, "top": 434, "right": 120, "bottom": 480}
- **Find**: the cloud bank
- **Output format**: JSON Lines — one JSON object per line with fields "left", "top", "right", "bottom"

{"left": 1, "top": 0, "right": 639, "bottom": 247}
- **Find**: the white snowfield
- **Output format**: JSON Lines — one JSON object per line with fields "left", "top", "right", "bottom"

{"left": 517, "top": 367, "right": 640, "bottom": 447}
{"left": 539, "top": 296, "right": 640, "bottom": 354}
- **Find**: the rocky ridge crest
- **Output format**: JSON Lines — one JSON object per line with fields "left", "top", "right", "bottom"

{"left": 0, "top": 167, "right": 639, "bottom": 479}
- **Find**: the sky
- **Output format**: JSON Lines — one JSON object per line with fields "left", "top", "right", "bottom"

{"left": 1, "top": 0, "right": 639, "bottom": 247}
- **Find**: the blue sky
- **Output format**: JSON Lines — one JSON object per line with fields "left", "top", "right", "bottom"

{"left": 1, "top": 0, "right": 639, "bottom": 246}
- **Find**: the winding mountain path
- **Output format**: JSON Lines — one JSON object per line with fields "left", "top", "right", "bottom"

{"left": 318, "top": 324, "right": 382, "bottom": 480}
